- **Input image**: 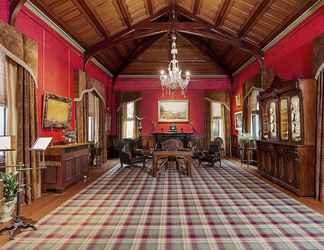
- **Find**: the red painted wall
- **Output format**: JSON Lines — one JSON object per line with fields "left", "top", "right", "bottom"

{"left": 0, "top": 0, "right": 8, "bottom": 22}
{"left": 12, "top": 7, "right": 113, "bottom": 142}
{"left": 115, "top": 77, "right": 231, "bottom": 136}
{"left": 231, "top": 5, "right": 324, "bottom": 136}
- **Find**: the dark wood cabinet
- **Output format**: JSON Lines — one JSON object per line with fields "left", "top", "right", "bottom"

{"left": 257, "top": 78, "right": 316, "bottom": 197}
{"left": 44, "top": 144, "right": 89, "bottom": 192}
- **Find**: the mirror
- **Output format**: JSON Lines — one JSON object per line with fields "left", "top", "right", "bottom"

{"left": 280, "top": 98, "right": 289, "bottom": 140}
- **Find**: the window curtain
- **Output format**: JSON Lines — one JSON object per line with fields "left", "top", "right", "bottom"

{"left": 75, "top": 71, "right": 88, "bottom": 143}
{"left": 204, "top": 99, "right": 211, "bottom": 147}
{"left": 316, "top": 68, "right": 324, "bottom": 202}
{"left": 99, "top": 101, "right": 107, "bottom": 163}
{"left": 5, "top": 58, "right": 17, "bottom": 169}
{"left": 134, "top": 100, "right": 141, "bottom": 139}
{"left": 0, "top": 21, "right": 40, "bottom": 203}
{"left": 75, "top": 70, "right": 108, "bottom": 164}
{"left": 116, "top": 92, "right": 141, "bottom": 139}
{"left": 315, "top": 34, "right": 324, "bottom": 202}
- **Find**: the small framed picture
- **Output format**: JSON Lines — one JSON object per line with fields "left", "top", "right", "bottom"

{"left": 234, "top": 111, "right": 243, "bottom": 133}
{"left": 235, "top": 95, "right": 241, "bottom": 107}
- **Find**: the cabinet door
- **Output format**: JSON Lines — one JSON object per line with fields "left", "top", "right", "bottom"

{"left": 269, "top": 101, "right": 277, "bottom": 139}
{"left": 291, "top": 96, "right": 302, "bottom": 142}
{"left": 280, "top": 98, "right": 289, "bottom": 141}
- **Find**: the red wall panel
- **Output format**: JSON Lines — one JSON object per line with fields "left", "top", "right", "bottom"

{"left": 0, "top": 0, "right": 8, "bottom": 22}
{"left": 14, "top": 7, "right": 113, "bottom": 142}
{"left": 230, "top": 5, "right": 324, "bottom": 136}
{"left": 115, "top": 77, "right": 231, "bottom": 136}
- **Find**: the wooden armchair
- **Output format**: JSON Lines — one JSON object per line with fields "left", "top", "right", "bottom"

{"left": 160, "top": 139, "right": 184, "bottom": 169}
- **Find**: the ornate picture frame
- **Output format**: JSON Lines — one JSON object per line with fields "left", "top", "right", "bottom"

{"left": 234, "top": 111, "right": 243, "bottom": 132}
{"left": 43, "top": 92, "right": 72, "bottom": 128}
{"left": 158, "top": 100, "right": 189, "bottom": 123}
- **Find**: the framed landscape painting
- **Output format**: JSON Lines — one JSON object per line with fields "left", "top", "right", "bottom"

{"left": 158, "top": 100, "right": 189, "bottom": 122}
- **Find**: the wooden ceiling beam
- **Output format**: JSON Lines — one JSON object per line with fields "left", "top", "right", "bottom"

{"left": 114, "top": 0, "right": 132, "bottom": 28}
{"left": 238, "top": 0, "right": 274, "bottom": 37}
{"left": 85, "top": 20, "right": 262, "bottom": 61}
{"left": 9, "top": 0, "right": 27, "bottom": 25}
{"left": 85, "top": 8, "right": 169, "bottom": 59}
{"left": 177, "top": 29, "right": 262, "bottom": 57}
{"left": 182, "top": 34, "right": 231, "bottom": 75}
{"left": 85, "top": 28, "right": 168, "bottom": 60}
{"left": 72, "top": 0, "right": 108, "bottom": 38}
{"left": 214, "top": 0, "right": 232, "bottom": 27}
{"left": 115, "top": 34, "right": 164, "bottom": 77}
{"left": 193, "top": 0, "right": 201, "bottom": 16}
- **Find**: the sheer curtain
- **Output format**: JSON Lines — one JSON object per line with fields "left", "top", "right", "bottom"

{"left": 5, "top": 57, "right": 18, "bottom": 169}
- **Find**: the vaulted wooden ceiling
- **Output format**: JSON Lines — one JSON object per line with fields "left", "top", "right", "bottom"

{"left": 30, "top": 0, "right": 318, "bottom": 77}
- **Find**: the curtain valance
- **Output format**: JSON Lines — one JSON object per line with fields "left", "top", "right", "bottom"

{"left": 205, "top": 92, "right": 230, "bottom": 111}
{"left": 0, "top": 20, "right": 38, "bottom": 85}
{"left": 74, "top": 70, "right": 106, "bottom": 106}
{"left": 314, "top": 34, "right": 324, "bottom": 79}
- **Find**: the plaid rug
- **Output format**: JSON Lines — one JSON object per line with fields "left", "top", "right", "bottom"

{"left": 3, "top": 160, "right": 324, "bottom": 250}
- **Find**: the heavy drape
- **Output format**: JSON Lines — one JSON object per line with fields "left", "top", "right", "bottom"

{"left": 16, "top": 65, "right": 40, "bottom": 203}
{"left": 0, "top": 20, "right": 39, "bottom": 203}
{"left": 75, "top": 70, "right": 108, "bottom": 165}
{"left": 75, "top": 71, "right": 87, "bottom": 143}
{"left": 316, "top": 69, "right": 324, "bottom": 202}
{"left": 315, "top": 34, "right": 324, "bottom": 202}
{"left": 99, "top": 101, "right": 107, "bottom": 163}
{"left": 204, "top": 99, "right": 211, "bottom": 147}
{"left": 116, "top": 92, "right": 141, "bottom": 140}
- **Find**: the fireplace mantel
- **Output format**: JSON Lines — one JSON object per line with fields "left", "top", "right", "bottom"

{"left": 152, "top": 132, "right": 193, "bottom": 149}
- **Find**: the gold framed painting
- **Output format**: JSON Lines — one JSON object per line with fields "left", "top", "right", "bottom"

{"left": 158, "top": 100, "right": 189, "bottom": 123}
{"left": 234, "top": 111, "right": 243, "bottom": 132}
{"left": 43, "top": 92, "right": 72, "bottom": 128}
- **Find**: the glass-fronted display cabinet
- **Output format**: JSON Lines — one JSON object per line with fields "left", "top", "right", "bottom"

{"left": 257, "top": 77, "right": 316, "bottom": 197}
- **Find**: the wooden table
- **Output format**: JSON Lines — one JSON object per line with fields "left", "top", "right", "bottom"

{"left": 152, "top": 151, "right": 193, "bottom": 177}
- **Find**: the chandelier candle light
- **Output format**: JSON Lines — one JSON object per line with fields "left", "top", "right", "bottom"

{"left": 160, "top": 35, "right": 191, "bottom": 96}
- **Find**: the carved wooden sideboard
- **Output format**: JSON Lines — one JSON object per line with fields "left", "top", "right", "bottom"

{"left": 44, "top": 143, "right": 89, "bottom": 192}
{"left": 257, "top": 78, "right": 316, "bottom": 197}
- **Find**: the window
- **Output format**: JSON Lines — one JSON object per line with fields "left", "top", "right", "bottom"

{"left": 123, "top": 101, "right": 135, "bottom": 139}
{"left": 211, "top": 102, "right": 224, "bottom": 141}
{"left": 251, "top": 112, "right": 259, "bottom": 138}
{"left": 87, "top": 92, "right": 100, "bottom": 142}
{"left": 249, "top": 89, "right": 260, "bottom": 138}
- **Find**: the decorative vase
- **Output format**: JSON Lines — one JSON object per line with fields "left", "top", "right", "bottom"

{"left": 0, "top": 199, "right": 16, "bottom": 223}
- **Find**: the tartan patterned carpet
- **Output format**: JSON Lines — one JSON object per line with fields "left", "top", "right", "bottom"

{"left": 3, "top": 160, "right": 324, "bottom": 250}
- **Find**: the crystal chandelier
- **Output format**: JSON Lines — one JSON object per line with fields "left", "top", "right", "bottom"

{"left": 160, "top": 35, "right": 190, "bottom": 96}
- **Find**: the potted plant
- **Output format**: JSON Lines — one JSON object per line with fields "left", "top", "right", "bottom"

{"left": 0, "top": 172, "right": 17, "bottom": 222}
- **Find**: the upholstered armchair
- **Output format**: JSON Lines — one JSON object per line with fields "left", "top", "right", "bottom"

{"left": 199, "top": 142, "right": 222, "bottom": 167}
{"left": 119, "top": 139, "right": 146, "bottom": 168}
